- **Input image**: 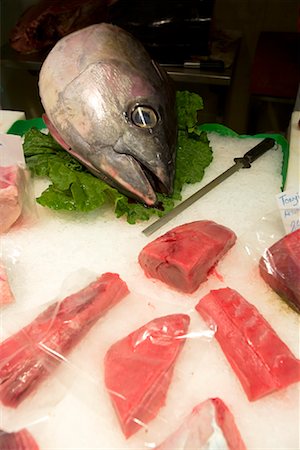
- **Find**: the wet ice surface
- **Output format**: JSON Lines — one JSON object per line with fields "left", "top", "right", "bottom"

{"left": 1, "top": 133, "right": 299, "bottom": 449}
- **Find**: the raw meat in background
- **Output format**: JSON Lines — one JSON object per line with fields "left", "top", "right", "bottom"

{"left": 0, "top": 166, "right": 23, "bottom": 233}
{"left": 0, "top": 134, "right": 37, "bottom": 233}
{"left": 9, "top": 0, "right": 109, "bottom": 54}
{"left": 259, "top": 228, "right": 300, "bottom": 313}
{"left": 138, "top": 220, "right": 236, "bottom": 293}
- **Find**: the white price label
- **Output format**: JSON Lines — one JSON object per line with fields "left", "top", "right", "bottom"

{"left": 276, "top": 190, "right": 300, "bottom": 234}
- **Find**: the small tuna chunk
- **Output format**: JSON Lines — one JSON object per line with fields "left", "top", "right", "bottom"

{"left": 259, "top": 229, "right": 300, "bottom": 313}
{"left": 195, "top": 288, "right": 300, "bottom": 401}
{"left": 0, "top": 428, "right": 39, "bottom": 450}
{"left": 155, "top": 398, "right": 246, "bottom": 450}
{"left": 0, "top": 273, "right": 129, "bottom": 408}
{"left": 0, "top": 166, "right": 23, "bottom": 233}
{"left": 0, "top": 262, "right": 15, "bottom": 305}
{"left": 138, "top": 220, "right": 236, "bottom": 293}
{"left": 104, "top": 314, "right": 190, "bottom": 438}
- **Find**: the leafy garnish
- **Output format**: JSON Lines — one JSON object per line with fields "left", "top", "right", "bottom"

{"left": 23, "top": 91, "right": 212, "bottom": 223}
{"left": 176, "top": 90, "right": 204, "bottom": 133}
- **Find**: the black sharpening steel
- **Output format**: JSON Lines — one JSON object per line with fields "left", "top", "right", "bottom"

{"left": 142, "top": 137, "right": 276, "bottom": 237}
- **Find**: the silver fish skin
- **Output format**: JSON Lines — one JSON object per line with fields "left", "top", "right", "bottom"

{"left": 39, "top": 23, "right": 177, "bottom": 206}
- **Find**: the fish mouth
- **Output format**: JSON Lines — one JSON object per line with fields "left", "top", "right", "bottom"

{"left": 91, "top": 150, "right": 173, "bottom": 207}
{"left": 43, "top": 115, "right": 174, "bottom": 206}
{"left": 67, "top": 145, "right": 171, "bottom": 207}
{"left": 112, "top": 136, "right": 175, "bottom": 204}
{"left": 134, "top": 159, "right": 172, "bottom": 196}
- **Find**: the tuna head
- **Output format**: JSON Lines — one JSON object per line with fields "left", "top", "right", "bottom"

{"left": 39, "top": 23, "right": 177, "bottom": 206}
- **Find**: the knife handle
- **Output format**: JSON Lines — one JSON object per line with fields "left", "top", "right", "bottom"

{"left": 234, "top": 137, "right": 276, "bottom": 168}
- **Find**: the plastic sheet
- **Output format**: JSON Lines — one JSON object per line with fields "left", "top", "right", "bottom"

{"left": 0, "top": 133, "right": 37, "bottom": 234}
{"left": 0, "top": 425, "right": 41, "bottom": 449}
{"left": 1, "top": 126, "right": 299, "bottom": 449}
{"left": 0, "top": 165, "right": 35, "bottom": 234}
{"left": 259, "top": 228, "right": 300, "bottom": 313}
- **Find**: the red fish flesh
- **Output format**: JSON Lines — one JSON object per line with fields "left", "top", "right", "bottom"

{"left": 10, "top": 0, "right": 109, "bottom": 54}
{"left": 138, "top": 220, "right": 236, "bottom": 293}
{"left": 0, "top": 273, "right": 129, "bottom": 408}
{"left": 259, "top": 229, "right": 300, "bottom": 313}
{"left": 104, "top": 314, "right": 190, "bottom": 438}
{"left": 0, "top": 166, "right": 23, "bottom": 233}
{"left": 0, "top": 261, "right": 15, "bottom": 306}
{"left": 155, "top": 398, "right": 246, "bottom": 450}
{"left": 195, "top": 288, "right": 300, "bottom": 401}
{"left": 0, "top": 428, "right": 39, "bottom": 450}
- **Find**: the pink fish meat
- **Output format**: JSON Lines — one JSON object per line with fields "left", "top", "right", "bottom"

{"left": 104, "top": 314, "right": 190, "bottom": 438}
{"left": 0, "top": 428, "right": 39, "bottom": 450}
{"left": 0, "top": 261, "right": 15, "bottom": 306}
{"left": 0, "top": 273, "right": 129, "bottom": 407}
{"left": 138, "top": 220, "right": 236, "bottom": 293}
{"left": 259, "top": 228, "right": 300, "bottom": 313}
{"left": 0, "top": 166, "right": 23, "bottom": 233}
{"left": 195, "top": 287, "right": 300, "bottom": 401}
{"left": 155, "top": 398, "right": 247, "bottom": 450}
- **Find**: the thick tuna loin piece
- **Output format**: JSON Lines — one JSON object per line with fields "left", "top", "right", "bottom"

{"left": 195, "top": 288, "right": 300, "bottom": 401}
{"left": 259, "top": 229, "right": 300, "bottom": 313}
{"left": 138, "top": 220, "right": 236, "bottom": 293}
{"left": 104, "top": 314, "right": 190, "bottom": 438}
{"left": 0, "top": 428, "right": 39, "bottom": 450}
{"left": 0, "top": 166, "right": 23, "bottom": 233}
{"left": 0, "top": 273, "right": 129, "bottom": 408}
{"left": 155, "top": 398, "right": 246, "bottom": 450}
{"left": 0, "top": 261, "right": 15, "bottom": 306}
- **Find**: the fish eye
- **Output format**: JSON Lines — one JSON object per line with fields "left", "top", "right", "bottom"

{"left": 131, "top": 105, "right": 158, "bottom": 129}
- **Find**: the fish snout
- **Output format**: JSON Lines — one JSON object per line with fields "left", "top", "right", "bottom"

{"left": 113, "top": 132, "right": 175, "bottom": 200}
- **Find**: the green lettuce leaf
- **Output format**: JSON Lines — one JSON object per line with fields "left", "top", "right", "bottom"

{"left": 176, "top": 90, "right": 204, "bottom": 132}
{"left": 23, "top": 91, "right": 212, "bottom": 223}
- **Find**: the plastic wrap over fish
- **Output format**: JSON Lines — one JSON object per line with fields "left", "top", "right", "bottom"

{"left": 39, "top": 23, "right": 177, "bottom": 207}
{"left": 1, "top": 213, "right": 300, "bottom": 448}
{"left": 0, "top": 273, "right": 129, "bottom": 408}
{"left": 0, "top": 134, "right": 37, "bottom": 235}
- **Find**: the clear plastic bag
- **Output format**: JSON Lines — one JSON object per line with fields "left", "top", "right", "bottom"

{"left": 0, "top": 134, "right": 37, "bottom": 234}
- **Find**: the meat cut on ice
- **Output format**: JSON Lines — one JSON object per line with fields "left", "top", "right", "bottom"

{"left": 195, "top": 287, "right": 300, "bottom": 401}
{"left": 0, "top": 166, "right": 24, "bottom": 233}
{"left": 0, "top": 427, "right": 39, "bottom": 450}
{"left": 155, "top": 398, "right": 246, "bottom": 450}
{"left": 138, "top": 220, "right": 237, "bottom": 293}
{"left": 104, "top": 314, "right": 190, "bottom": 438}
{"left": 0, "top": 261, "right": 15, "bottom": 306}
{"left": 0, "top": 273, "right": 129, "bottom": 408}
{"left": 259, "top": 228, "right": 300, "bottom": 313}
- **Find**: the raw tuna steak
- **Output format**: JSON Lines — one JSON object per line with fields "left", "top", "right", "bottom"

{"left": 0, "top": 273, "right": 129, "bottom": 407}
{"left": 0, "top": 166, "right": 23, "bottom": 233}
{"left": 195, "top": 288, "right": 300, "bottom": 401}
{"left": 155, "top": 398, "right": 246, "bottom": 450}
{"left": 104, "top": 314, "right": 190, "bottom": 438}
{"left": 0, "top": 428, "right": 39, "bottom": 450}
{"left": 259, "top": 229, "right": 300, "bottom": 313}
{"left": 0, "top": 261, "right": 15, "bottom": 306}
{"left": 138, "top": 220, "right": 236, "bottom": 293}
